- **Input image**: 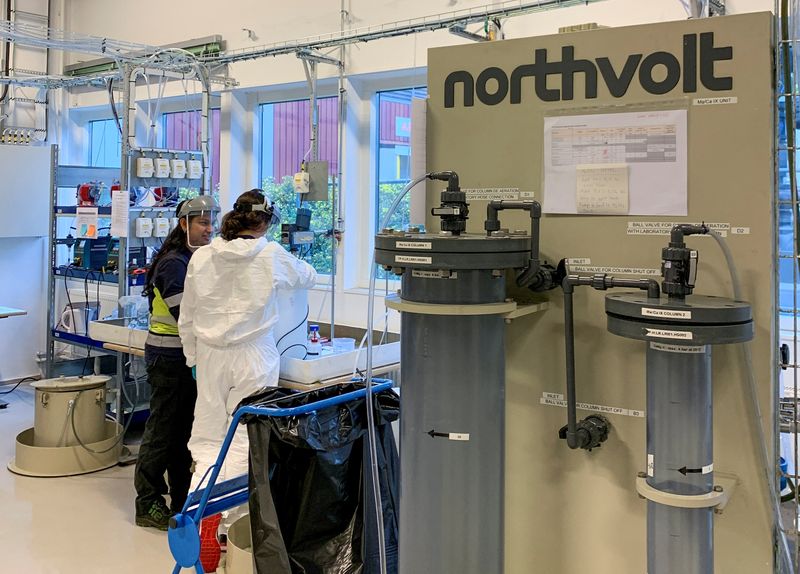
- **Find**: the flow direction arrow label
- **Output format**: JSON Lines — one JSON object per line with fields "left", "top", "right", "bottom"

{"left": 427, "top": 429, "right": 470, "bottom": 441}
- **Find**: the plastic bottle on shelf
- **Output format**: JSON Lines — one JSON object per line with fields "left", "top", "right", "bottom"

{"left": 307, "top": 324, "right": 321, "bottom": 357}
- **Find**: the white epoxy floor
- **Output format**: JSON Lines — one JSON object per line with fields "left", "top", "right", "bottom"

{"left": 0, "top": 383, "right": 218, "bottom": 574}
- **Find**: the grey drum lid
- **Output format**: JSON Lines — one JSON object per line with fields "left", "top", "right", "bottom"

{"left": 374, "top": 232, "right": 530, "bottom": 270}
{"left": 605, "top": 293, "right": 753, "bottom": 345}
{"left": 31, "top": 375, "right": 110, "bottom": 392}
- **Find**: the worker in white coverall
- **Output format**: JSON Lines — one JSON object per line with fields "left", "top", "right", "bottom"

{"left": 178, "top": 189, "right": 316, "bottom": 572}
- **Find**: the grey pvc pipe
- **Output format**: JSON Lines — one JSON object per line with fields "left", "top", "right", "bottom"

{"left": 646, "top": 343, "right": 713, "bottom": 574}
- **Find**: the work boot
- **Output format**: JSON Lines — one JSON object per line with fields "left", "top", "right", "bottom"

{"left": 135, "top": 500, "right": 173, "bottom": 531}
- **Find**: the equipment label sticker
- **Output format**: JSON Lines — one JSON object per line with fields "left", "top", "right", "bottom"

{"left": 693, "top": 96, "right": 738, "bottom": 106}
{"left": 412, "top": 269, "right": 456, "bottom": 280}
{"left": 395, "top": 255, "right": 431, "bottom": 265}
{"left": 646, "top": 328, "right": 693, "bottom": 341}
{"left": 626, "top": 222, "right": 729, "bottom": 237}
{"left": 463, "top": 187, "right": 521, "bottom": 201}
{"left": 703, "top": 463, "right": 714, "bottom": 474}
{"left": 647, "top": 454, "right": 655, "bottom": 477}
{"left": 650, "top": 342, "right": 707, "bottom": 354}
{"left": 641, "top": 308, "right": 692, "bottom": 320}
{"left": 565, "top": 258, "right": 591, "bottom": 265}
{"left": 396, "top": 241, "right": 432, "bottom": 250}
{"left": 539, "top": 392, "right": 644, "bottom": 418}
{"left": 572, "top": 265, "right": 660, "bottom": 276}
{"left": 730, "top": 227, "right": 750, "bottom": 235}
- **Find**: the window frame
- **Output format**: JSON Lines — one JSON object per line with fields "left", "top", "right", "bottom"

{"left": 255, "top": 86, "right": 341, "bottom": 284}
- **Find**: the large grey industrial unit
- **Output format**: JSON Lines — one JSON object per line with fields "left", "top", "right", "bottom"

{"left": 421, "top": 11, "right": 775, "bottom": 574}
{"left": 377, "top": 175, "right": 555, "bottom": 573}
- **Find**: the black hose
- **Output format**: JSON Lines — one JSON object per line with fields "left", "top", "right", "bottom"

{"left": 280, "top": 343, "right": 308, "bottom": 358}
{"left": 275, "top": 305, "right": 310, "bottom": 350}
{"left": 0, "top": 376, "right": 38, "bottom": 395}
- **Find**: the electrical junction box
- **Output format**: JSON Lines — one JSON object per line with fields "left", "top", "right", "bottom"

{"left": 153, "top": 218, "right": 170, "bottom": 237}
{"left": 187, "top": 159, "right": 203, "bottom": 179}
{"left": 136, "top": 157, "right": 154, "bottom": 178}
{"left": 170, "top": 159, "right": 186, "bottom": 179}
{"left": 154, "top": 158, "right": 171, "bottom": 178}
{"left": 293, "top": 171, "right": 310, "bottom": 194}
{"left": 305, "top": 160, "right": 330, "bottom": 202}
{"left": 135, "top": 217, "right": 153, "bottom": 238}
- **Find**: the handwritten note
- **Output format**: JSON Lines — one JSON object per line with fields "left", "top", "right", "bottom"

{"left": 575, "top": 163, "right": 629, "bottom": 215}
{"left": 110, "top": 189, "right": 129, "bottom": 237}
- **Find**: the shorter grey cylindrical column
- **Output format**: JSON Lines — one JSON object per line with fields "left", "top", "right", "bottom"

{"left": 646, "top": 343, "right": 713, "bottom": 574}
{"left": 605, "top": 292, "right": 752, "bottom": 574}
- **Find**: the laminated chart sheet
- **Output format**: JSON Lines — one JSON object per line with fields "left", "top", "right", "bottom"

{"left": 543, "top": 109, "right": 687, "bottom": 215}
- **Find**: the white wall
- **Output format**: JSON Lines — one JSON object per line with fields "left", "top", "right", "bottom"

{"left": 0, "top": 237, "right": 47, "bottom": 381}
{"left": 55, "top": 0, "right": 775, "bottom": 334}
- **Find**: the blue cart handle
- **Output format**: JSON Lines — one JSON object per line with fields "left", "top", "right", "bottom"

{"left": 235, "top": 379, "right": 393, "bottom": 420}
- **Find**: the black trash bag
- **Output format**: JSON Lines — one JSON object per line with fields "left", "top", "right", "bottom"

{"left": 243, "top": 383, "right": 400, "bottom": 574}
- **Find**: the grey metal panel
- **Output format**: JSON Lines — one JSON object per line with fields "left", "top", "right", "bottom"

{"left": 305, "top": 160, "right": 329, "bottom": 202}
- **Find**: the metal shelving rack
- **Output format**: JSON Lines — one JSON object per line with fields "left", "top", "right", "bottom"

{"left": 44, "top": 62, "right": 213, "bottom": 425}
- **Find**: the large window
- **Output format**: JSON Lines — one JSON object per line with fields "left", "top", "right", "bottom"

{"left": 779, "top": 100, "right": 799, "bottom": 315}
{"left": 88, "top": 118, "right": 121, "bottom": 168}
{"left": 162, "top": 109, "right": 221, "bottom": 190}
{"left": 375, "top": 87, "right": 427, "bottom": 233}
{"left": 258, "top": 97, "right": 339, "bottom": 274}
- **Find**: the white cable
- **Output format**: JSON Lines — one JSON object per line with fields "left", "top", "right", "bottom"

{"left": 708, "top": 229, "right": 793, "bottom": 572}
{"left": 365, "top": 173, "right": 429, "bottom": 574}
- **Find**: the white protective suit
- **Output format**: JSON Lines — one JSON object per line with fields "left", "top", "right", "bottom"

{"left": 178, "top": 236, "right": 317, "bottom": 504}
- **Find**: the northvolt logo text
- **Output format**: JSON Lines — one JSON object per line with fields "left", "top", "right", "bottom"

{"left": 444, "top": 33, "right": 732, "bottom": 108}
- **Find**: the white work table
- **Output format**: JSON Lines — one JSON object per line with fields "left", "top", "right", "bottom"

{"left": 0, "top": 306, "right": 26, "bottom": 319}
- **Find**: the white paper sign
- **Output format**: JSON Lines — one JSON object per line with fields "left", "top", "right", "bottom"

{"left": 76, "top": 207, "right": 99, "bottom": 239}
{"left": 575, "top": 163, "right": 629, "bottom": 215}
{"left": 544, "top": 109, "right": 688, "bottom": 216}
{"left": 110, "top": 189, "right": 129, "bottom": 238}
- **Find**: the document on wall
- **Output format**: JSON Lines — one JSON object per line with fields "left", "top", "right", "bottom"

{"left": 575, "top": 164, "right": 629, "bottom": 214}
{"left": 110, "top": 189, "right": 129, "bottom": 237}
{"left": 543, "top": 109, "right": 687, "bottom": 215}
{"left": 409, "top": 98, "right": 427, "bottom": 226}
{"left": 76, "top": 207, "right": 99, "bottom": 239}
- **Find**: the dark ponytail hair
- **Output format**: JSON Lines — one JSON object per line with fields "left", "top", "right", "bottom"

{"left": 143, "top": 202, "right": 192, "bottom": 296}
{"left": 219, "top": 189, "right": 271, "bottom": 241}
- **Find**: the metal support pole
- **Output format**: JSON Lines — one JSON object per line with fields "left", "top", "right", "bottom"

{"left": 197, "top": 65, "right": 212, "bottom": 195}
{"left": 116, "top": 63, "right": 134, "bottom": 424}
{"left": 45, "top": 145, "right": 58, "bottom": 377}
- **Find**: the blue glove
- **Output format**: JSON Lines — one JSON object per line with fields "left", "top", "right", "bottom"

{"left": 191, "top": 366, "right": 197, "bottom": 380}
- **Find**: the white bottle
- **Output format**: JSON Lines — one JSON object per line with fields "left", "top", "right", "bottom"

{"left": 307, "top": 324, "right": 321, "bottom": 357}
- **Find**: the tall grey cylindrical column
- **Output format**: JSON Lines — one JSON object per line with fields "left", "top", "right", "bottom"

{"left": 376, "top": 233, "right": 530, "bottom": 574}
{"left": 399, "top": 272, "right": 505, "bottom": 574}
{"left": 646, "top": 343, "right": 713, "bottom": 574}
